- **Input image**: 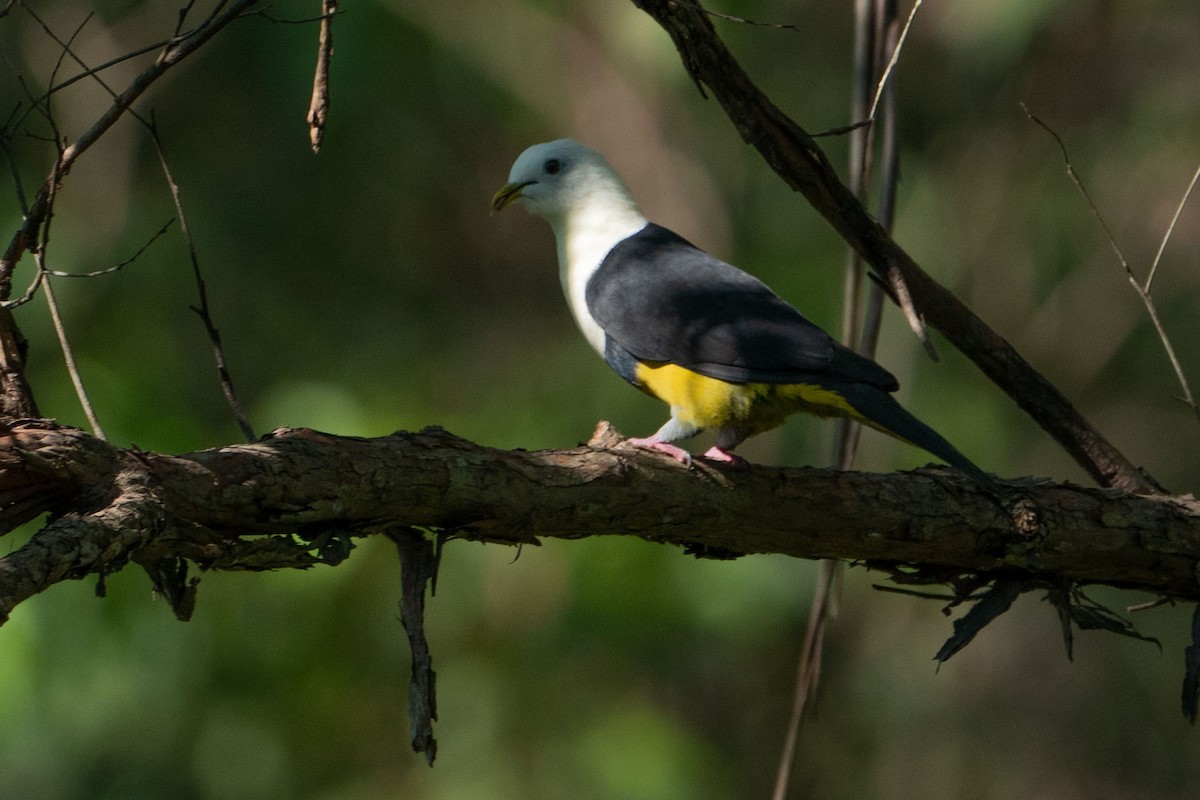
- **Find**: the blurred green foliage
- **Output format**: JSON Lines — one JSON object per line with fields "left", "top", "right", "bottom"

{"left": 1, "top": 1, "right": 1199, "bottom": 797}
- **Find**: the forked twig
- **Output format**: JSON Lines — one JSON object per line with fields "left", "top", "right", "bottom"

{"left": 5, "top": 220, "right": 175, "bottom": 309}
{"left": 46, "top": 220, "right": 176, "bottom": 279}
{"left": 2, "top": 0, "right": 258, "bottom": 292}
{"left": 7, "top": 23, "right": 110, "bottom": 438}
{"left": 1024, "top": 105, "right": 1199, "bottom": 424}
{"left": 2, "top": 2, "right": 260, "bottom": 435}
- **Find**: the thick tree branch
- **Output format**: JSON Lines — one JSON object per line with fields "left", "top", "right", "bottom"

{"left": 1, "top": 419, "right": 1197, "bottom": 626}
{"left": 630, "top": 0, "right": 1157, "bottom": 494}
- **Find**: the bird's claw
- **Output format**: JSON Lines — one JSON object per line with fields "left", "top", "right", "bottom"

{"left": 701, "top": 446, "right": 746, "bottom": 466}
{"left": 627, "top": 437, "right": 694, "bottom": 467}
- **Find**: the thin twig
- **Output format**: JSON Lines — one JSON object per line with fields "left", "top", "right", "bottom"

{"left": 693, "top": 1, "right": 801, "bottom": 32}
{"left": 12, "top": 42, "right": 107, "bottom": 432}
{"left": 34, "top": 149, "right": 107, "bottom": 439}
{"left": 772, "top": 561, "right": 836, "bottom": 800}
{"left": 775, "top": 3, "right": 902, "bottom": 797}
{"left": 867, "top": 0, "right": 935, "bottom": 357}
{"left": 307, "top": 0, "right": 338, "bottom": 153}
{"left": 1, "top": 1, "right": 260, "bottom": 431}
{"left": 46, "top": 10, "right": 96, "bottom": 94}
{"left": 4, "top": 220, "right": 174, "bottom": 310}
{"left": 1, "top": 0, "right": 259, "bottom": 292}
{"left": 173, "top": 1, "right": 202, "bottom": 38}
{"left": 45, "top": 39, "right": 173, "bottom": 98}
{"left": 811, "top": 119, "right": 872, "bottom": 138}
{"left": 868, "top": 0, "right": 921, "bottom": 121}
{"left": 251, "top": 8, "right": 342, "bottom": 24}
{"left": 41, "top": 275, "right": 106, "bottom": 439}
{"left": 149, "top": 118, "right": 256, "bottom": 442}
{"left": 1127, "top": 597, "right": 1173, "bottom": 613}
{"left": 21, "top": 4, "right": 154, "bottom": 131}
{"left": 1023, "top": 105, "right": 1199, "bottom": 424}
{"left": 872, "top": 583, "right": 960, "bottom": 601}
{"left": 47, "top": 220, "right": 176, "bottom": 279}
{"left": 1146, "top": 164, "right": 1200, "bottom": 293}
{"left": 4, "top": 271, "right": 44, "bottom": 310}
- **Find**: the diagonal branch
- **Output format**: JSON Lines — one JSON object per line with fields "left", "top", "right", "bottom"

{"left": 629, "top": 0, "right": 1157, "bottom": 494}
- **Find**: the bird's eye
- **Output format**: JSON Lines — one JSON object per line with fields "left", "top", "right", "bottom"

{"left": 544, "top": 158, "right": 562, "bottom": 175}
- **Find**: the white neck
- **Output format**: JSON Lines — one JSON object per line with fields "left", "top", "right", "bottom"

{"left": 545, "top": 173, "right": 648, "bottom": 355}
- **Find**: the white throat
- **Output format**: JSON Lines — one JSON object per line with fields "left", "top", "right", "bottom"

{"left": 546, "top": 175, "right": 647, "bottom": 355}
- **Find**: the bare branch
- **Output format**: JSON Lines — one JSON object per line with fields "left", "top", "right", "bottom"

{"left": 867, "top": 0, "right": 921, "bottom": 121}
{"left": 1, "top": 419, "right": 1198, "bottom": 630}
{"left": 697, "top": 4, "right": 801, "bottom": 32}
{"left": 14, "top": 4, "right": 152, "bottom": 134}
{"left": 1024, "top": 106, "right": 1199, "bottom": 425}
{"left": 41, "top": 219, "right": 175, "bottom": 280}
{"left": 41, "top": 277, "right": 107, "bottom": 439}
{"left": 1, "top": 0, "right": 259, "bottom": 293}
{"left": 1146, "top": 163, "right": 1200, "bottom": 293}
{"left": 0, "top": 1, "right": 261, "bottom": 427}
{"left": 2, "top": 97, "right": 172, "bottom": 304}
{"left": 21, "top": 96, "right": 107, "bottom": 439}
{"left": 630, "top": 0, "right": 1157, "bottom": 493}
{"left": 307, "top": 0, "right": 338, "bottom": 153}
{"left": 149, "top": 118, "right": 257, "bottom": 442}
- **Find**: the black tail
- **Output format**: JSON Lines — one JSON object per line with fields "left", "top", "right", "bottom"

{"left": 840, "top": 384, "right": 996, "bottom": 489}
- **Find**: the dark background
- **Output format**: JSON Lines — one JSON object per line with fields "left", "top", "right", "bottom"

{"left": 1, "top": 1, "right": 1198, "bottom": 797}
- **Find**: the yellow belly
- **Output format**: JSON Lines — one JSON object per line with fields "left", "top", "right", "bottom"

{"left": 633, "top": 362, "right": 863, "bottom": 435}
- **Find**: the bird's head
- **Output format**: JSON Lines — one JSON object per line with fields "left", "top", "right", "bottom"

{"left": 491, "top": 139, "right": 637, "bottom": 223}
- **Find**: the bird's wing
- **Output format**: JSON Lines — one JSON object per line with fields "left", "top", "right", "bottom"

{"left": 586, "top": 224, "right": 898, "bottom": 390}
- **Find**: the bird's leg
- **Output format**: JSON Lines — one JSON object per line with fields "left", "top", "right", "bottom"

{"left": 627, "top": 414, "right": 698, "bottom": 467}
{"left": 700, "top": 445, "right": 746, "bottom": 465}
{"left": 703, "top": 427, "right": 748, "bottom": 465}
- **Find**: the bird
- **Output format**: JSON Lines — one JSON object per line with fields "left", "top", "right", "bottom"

{"left": 492, "top": 138, "right": 991, "bottom": 484}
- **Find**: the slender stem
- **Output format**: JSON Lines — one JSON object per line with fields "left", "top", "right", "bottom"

{"left": 775, "top": 3, "right": 900, "bottom": 798}
{"left": 1024, "top": 106, "right": 1198, "bottom": 425}
{"left": 1145, "top": 164, "right": 1200, "bottom": 294}
{"left": 41, "top": 275, "right": 106, "bottom": 440}
{"left": 151, "top": 123, "right": 257, "bottom": 442}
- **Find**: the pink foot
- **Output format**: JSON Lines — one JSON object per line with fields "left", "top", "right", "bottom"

{"left": 701, "top": 446, "right": 747, "bottom": 466}
{"left": 628, "top": 437, "right": 693, "bottom": 467}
